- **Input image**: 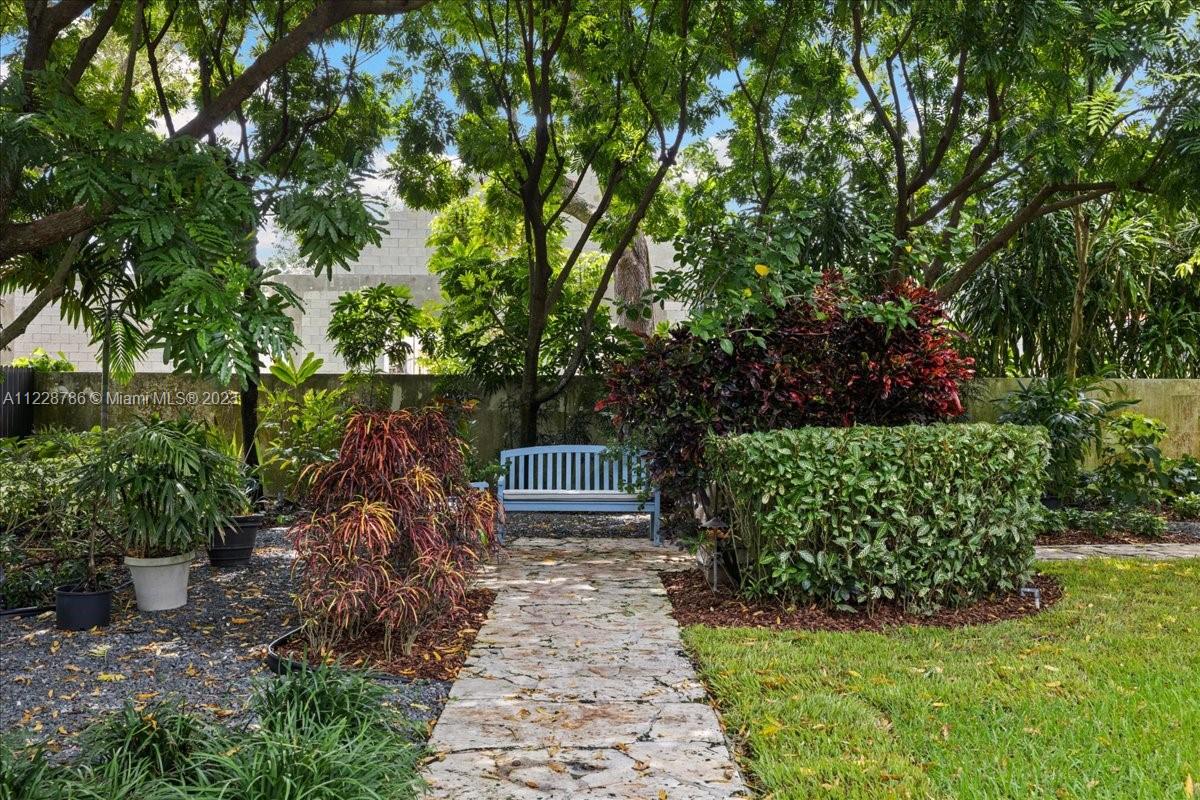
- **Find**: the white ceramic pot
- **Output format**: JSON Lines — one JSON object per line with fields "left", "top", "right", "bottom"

{"left": 124, "top": 552, "right": 195, "bottom": 611}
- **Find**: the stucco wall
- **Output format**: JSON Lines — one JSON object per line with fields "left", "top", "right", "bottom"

{"left": 23, "top": 373, "right": 1200, "bottom": 461}
{"left": 27, "top": 371, "right": 607, "bottom": 461}
{"left": 965, "top": 378, "right": 1200, "bottom": 459}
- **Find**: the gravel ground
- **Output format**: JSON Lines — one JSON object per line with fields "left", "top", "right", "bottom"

{"left": 0, "top": 528, "right": 449, "bottom": 755}
{"left": 501, "top": 511, "right": 658, "bottom": 540}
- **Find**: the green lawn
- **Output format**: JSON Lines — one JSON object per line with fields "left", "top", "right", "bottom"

{"left": 684, "top": 559, "right": 1200, "bottom": 800}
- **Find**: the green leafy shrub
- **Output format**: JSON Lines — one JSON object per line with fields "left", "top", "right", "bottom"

{"left": 8, "top": 347, "right": 75, "bottom": 373}
{"left": 1173, "top": 493, "right": 1200, "bottom": 520}
{"left": 996, "top": 376, "right": 1133, "bottom": 499}
{"left": 1167, "top": 455, "right": 1200, "bottom": 497}
{"left": 1057, "top": 507, "right": 1166, "bottom": 539}
{"left": 0, "top": 738, "right": 56, "bottom": 800}
{"left": 328, "top": 283, "right": 422, "bottom": 372}
{"left": 0, "top": 431, "right": 118, "bottom": 607}
{"left": 706, "top": 424, "right": 1048, "bottom": 610}
{"left": 54, "top": 758, "right": 174, "bottom": 800}
{"left": 251, "top": 664, "right": 401, "bottom": 736}
{"left": 259, "top": 353, "right": 349, "bottom": 500}
{"left": 80, "top": 700, "right": 220, "bottom": 785}
{"left": 213, "top": 667, "right": 420, "bottom": 799}
{"left": 49, "top": 668, "right": 422, "bottom": 799}
{"left": 1086, "top": 412, "right": 1169, "bottom": 507}
{"left": 199, "top": 712, "right": 420, "bottom": 800}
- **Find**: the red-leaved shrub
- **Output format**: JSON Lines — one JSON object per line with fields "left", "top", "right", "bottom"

{"left": 597, "top": 274, "right": 975, "bottom": 500}
{"left": 291, "top": 408, "right": 498, "bottom": 657}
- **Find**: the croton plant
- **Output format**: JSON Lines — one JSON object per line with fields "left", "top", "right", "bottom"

{"left": 598, "top": 274, "right": 975, "bottom": 502}
{"left": 291, "top": 408, "right": 499, "bottom": 657}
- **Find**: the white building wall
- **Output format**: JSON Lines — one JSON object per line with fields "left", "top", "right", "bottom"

{"left": 1, "top": 204, "right": 686, "bottom": 372}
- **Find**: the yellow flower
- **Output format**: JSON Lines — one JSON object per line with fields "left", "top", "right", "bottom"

{"left": 754, "top": 263, "right": 770, "bottom": 277}
{"left": 904, "top": 244, "right": 913, "bottom": 253}
{"left": 742, "top": 288, "right": 753, "bottom": 297}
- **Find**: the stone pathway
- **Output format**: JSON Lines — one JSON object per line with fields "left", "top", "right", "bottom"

{"left": 1036, "top": 543, "right": 1200, "bottom": 561}
{"left": 421, "top": 537, "right": 748, "bottom": 800}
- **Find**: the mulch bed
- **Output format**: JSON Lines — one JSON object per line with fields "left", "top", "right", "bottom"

{"left": 661, "top": 569, "right": 1061, "bottom": 632}
{"left": 276, "top": 588, "right": 496, "bottom": 682}
{"left": 1036, "top": 528, "right": 1199, "bottom": 546}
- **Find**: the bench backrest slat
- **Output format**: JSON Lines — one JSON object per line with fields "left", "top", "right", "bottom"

{"left": 499, "top": 445, "right": 646, "bottom": 492}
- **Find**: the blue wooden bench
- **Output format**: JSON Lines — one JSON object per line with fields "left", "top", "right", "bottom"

{"left": 496, "top": 445, "right": 661, "bottom": 544}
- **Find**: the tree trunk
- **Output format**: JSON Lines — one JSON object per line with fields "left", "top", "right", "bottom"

{"left": 562, "top": 187, "right": 656, "bottom": 335}
{"left": 240, "top": 371, "right": 260, "bottom": 469}
{"left": 518, "top": 300, "right": 545, "bottom": 446}
{"left": 239, "top": 231, "right": 262, "bottom": 486}
{"left": 0, "top": 235, "right": 85, "bottom": 352}
{"left": 517, "top": 389, "right": 542, "bottom": 447}
{"left": 1064, "top": 208, "right": 1092, "bottom": 382}
{"left": 612, "top": 234, "right": 655, "bottom": 335}
{"left": 100, "top": 292, "right": 112, "bottom": 431}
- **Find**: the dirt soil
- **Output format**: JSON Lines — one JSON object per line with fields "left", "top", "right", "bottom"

{"left": 661, "top": 569, "right": 1061, "bottom": 632}
{"left": 1035, "top": 528, "right": 1199, "bottom": 545}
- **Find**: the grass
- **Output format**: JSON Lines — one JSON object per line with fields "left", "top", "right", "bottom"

{"left": 1, "top": 666, "right": 424, "bottom": 800}
{"left": 684, "top": 558, "right": 1200, "bottom": 800}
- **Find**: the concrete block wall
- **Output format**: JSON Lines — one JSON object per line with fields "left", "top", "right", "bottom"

{"left": 0, "top": 290, "right": 107, "bottom": 369}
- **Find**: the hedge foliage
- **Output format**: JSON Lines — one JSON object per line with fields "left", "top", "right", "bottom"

{"left": 706, "top": 424, "right": 1049, "bottom": 610}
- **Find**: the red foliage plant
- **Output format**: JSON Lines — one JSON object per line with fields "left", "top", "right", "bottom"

{"left": 597, "top": 274, "right": 975, "bottom": 500}
{"left": 291, "top": 408, "right": 498, "bottom": 657}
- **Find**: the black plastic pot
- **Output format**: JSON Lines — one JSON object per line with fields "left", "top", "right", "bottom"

{"left": 55, "top": 584, "right": 113, "bottom": 631}
{"left": 207, "top": 515, "right": 263, "bottom": 567}
{"left": 265, "top": 627, "right": 306, "bottom": 675}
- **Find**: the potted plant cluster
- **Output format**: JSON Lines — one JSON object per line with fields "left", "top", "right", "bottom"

{"left": 0, "top": 428, "right": 119, "bottom": 631}
{"left": 77, "top": 417, "right": 244, "bottom": 612}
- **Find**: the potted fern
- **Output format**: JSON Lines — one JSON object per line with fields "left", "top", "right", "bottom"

{"left": 78, "top": 417, "right": 243, "bottom": 611}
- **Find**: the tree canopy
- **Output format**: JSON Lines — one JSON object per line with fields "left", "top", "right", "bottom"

{"left": 389, "top": 0, "right": 724, "bottom": 443}
{"left": 0, "top": 0, "right": 428, "bottom": 382}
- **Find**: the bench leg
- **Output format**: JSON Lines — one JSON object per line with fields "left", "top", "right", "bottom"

{"left": 650, "top": 511, "right": 661, "bottom": 546}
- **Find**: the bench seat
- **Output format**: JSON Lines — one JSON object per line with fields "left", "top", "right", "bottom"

{"left": 497, "top": 445, "right": 661, "bottom": 544}
{"left": 502, "top": 490, "right": 640, "bottom": 502}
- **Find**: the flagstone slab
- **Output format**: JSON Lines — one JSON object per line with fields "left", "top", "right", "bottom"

{"left": 1036, "top": 543, "right": 1200, "bottom": 560}
{"left": 424, "top": 741, "right": 744, "bottom": 800}
{"left": 421, "top": 536, "right": 747, "bottom": 799}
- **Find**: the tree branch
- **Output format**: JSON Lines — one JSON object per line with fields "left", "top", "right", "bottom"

{"left": 2, "top": 0, "right": 432, "bottom": 265}
{"left": 176, "top": 0, "right": 431, "bottom": 141}
{"left": 936, "top": 184, "right": 1059, "bottom": 299}
{"left": 66, "top": 0, "right": 124, "bottom": 87}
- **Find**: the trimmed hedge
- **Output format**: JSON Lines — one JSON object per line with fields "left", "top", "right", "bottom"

{"left": 706, "top": 424, "right": 1049, "bottom": 610}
